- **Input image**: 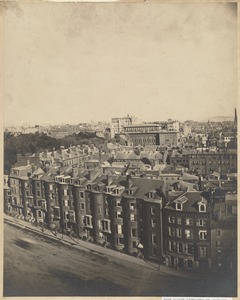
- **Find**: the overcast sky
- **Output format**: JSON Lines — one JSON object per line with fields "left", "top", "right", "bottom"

{"left": 4, "top": 2, "right": 237, "bottom": 126}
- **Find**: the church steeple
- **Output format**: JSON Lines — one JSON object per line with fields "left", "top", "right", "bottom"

{"left": 234, "top": 108, "right": 237, "bottom": 127}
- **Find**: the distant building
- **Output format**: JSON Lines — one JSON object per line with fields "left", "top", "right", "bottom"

{"left": 124, "top": 124, "right": 179, "bottom": 147}
{"left": 110, "top": 116, "right": 134, "bottom": 138}
{"left": 183, "top": 123, "right": 192, "bottom": 136}
{"left": 188, "top": 150, "right": 237, "bottom": 175}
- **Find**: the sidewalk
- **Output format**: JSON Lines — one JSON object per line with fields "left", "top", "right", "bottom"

{"left": 4, "top": 215, "right": 200, "bottom": 279}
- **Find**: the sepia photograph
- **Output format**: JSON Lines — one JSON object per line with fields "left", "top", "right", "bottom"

{"left": 2, "top": 1, "right": 238, "bottom": 297}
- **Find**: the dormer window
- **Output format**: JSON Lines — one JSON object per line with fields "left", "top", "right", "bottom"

{"left": 96, "top": 186, "right": 101, "bottom": 192}
{"left": 86, "top": 185, "right": 92, "bottom": 191}
{"left": 176, "top": 203, "right": 183, "bottom": 211}
{"left": 174, "top": 196, "right": 187, "bottom": 211}
{"left": 114, "top": 188, "right": 121, "bottom": 195}
{"left": 128, "top": 189, "right": 133, "bottom": 196}
{"left": 199, "top": 204, "right": 206, "bottom": 212}
{"left": 149, "top": 192, "right": 155, "bottom": 198}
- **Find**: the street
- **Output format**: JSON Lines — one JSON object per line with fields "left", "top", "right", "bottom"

{"left": 4, "top": 222, "right": 237, "bottom": 297}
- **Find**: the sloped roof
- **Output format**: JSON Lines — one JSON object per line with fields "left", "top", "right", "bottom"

{"left": 165, "top": 191, "right": 210, "bottom": 213}
{"left": 33, "top": 167, "right": 45, "bottom": 175}
{"left": 40, "top": 174, "right": 54, "bottom": 182}
{"left": 181, "top": 173, "right": 199, "bottom": 181}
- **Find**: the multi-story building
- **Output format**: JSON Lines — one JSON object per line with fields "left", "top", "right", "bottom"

{"left": 124, "top": 124, "right": 179, "bottom": 147}
{"left": 8, "top": 164, "right": 33, "bottom": 219}
{"left": 163, "top": 190, "right": 212, "bottom": 271}
{"left": 211, "top": 192, "right": 237, "bottom": 272}
{"left": 170, "top": 152, "right": 189, "bottom": 168}
{"left": 4, "top": 160, "right": 236, "bottom": 273}
{"left": 188, "top": 150, "right": 237, "bottom": 175}
{"left": 110, "top": 116, "right": 134, "bottom": 138}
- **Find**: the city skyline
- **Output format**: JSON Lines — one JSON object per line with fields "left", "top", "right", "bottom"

{"left": 4, "top": 2, "right": 237, "bottom": 126}
{"left": 4, "top": 113, "right": 236, "bottom": 129}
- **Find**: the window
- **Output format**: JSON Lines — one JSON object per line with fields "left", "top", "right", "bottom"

{"left": 63, "top": 211, "right": 69, "bottom": 220}
{"left": 53, "top": 207, "right": 60, "bottom": 218}
{"left": 36, "top": 182, "right": 40, "bottom": 188}
{"left": 49, "top": 184, "right": 53, "bottom": 191}
{"left": 116, "top": 224, "right": 122, "bottom": 234}
{"left": 130, "top": 214, "right": 135, "bottom": 221}
{"left": 186, "top": 243, "right": 194, "bottom": 255}
{"left": 128, "top": 189, "right": 133, "bottom": 196}
{"left": 87, "top": 185, "right": 92, "bottom": 191}
{"left": 168, "top": 241, "right": 174, "bottom": 251}
{"left": 199, "top": 230, "right": 207, "bottom": 240}
{"left": 177, "top": 242, "right": 183, "bottom": 253}
{"left": 115, "top": 211, "right": 122, "bottom": 219}
{"left": 216, "top": 230, "right": 221, "bottom": 237}
{"left": 151, "top": 234, "right": 157, "bottom": 244}
{"left": 115, "top": 200, "right": 121, "bottom": 207}
{"left": 37, "top": 191, "right": 40, "bottom": 197}
{"left": 199, "top": 204, "right": 206, "bottom": 212}
{"left": 84, "top": 215, "right": 92, "bottom": 227}
{"left": 62, "top": 189, "right": 68, "bottom": 196}
{"left": 116, "top": 237, "right": 124, "bottom": 244}
{"left": 102, "top": 219, "right": 111, "bottom": 232}
{"left": 98, "top": 207, "right": 102, "bottom": 214}
{"left": 151, "top": 207, "right": 156, "bottom": 215}
{"left": 177, "top": 217, "right": 182, "bottom": 225}
{"left": 185, "top": 229, "right": 193, "bottom": 239}
{"left": 131, "top": 228, "right": 137, "bottom": 237}
{"left": 63, "top": 200, "right": 69, "bottom": 207}
{"left": 168, "top": 216, "right": 175, "bottom": 224}
{"left": 151, "top": 219, "right": 157, "bottom": 227}
{"left": 80, "top": 191, "right": 84, "bottom": 198}
{"left": 199, "top": 246, "right": 207, "bottom": 258}
{"left": 197, "top": 219, "right": 207, "bottom": 226}
{"left": 38, "top": 210, "right": 42, "bottom": 218}
{"left": 80, "top": 202, "right": 85, "bottom": 210}
{"left": 130, "top": 203, "right": 135, "bottom": 210}
{"left": 185, "top": 218, "right": 193, "bottom": 226}
{"left": 176, "top": 203, "right": 182, "bottom": 211}
{"left": 68, "top": 210, "right": 75, "bottom": 222}
{"left": 168, "top": 227, "right": 175, "bottom": 236}
{"left": 114, "top": 188, "right": 120, "bottom": 195}
{"left": 26, "top": 191, "right": 29, "bottom": 196}
{"left": 176, "top": 228, "right": 182, "bottom": 238}
{"left": 149, "top": 192, "right": 155, "bottom": 198}
{"left": 105, "top": 208, "right": 109, "bottom": 215}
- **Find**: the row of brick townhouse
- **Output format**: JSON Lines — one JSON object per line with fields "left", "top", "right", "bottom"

{"left": 4, "top": 163, "right": 237, "bottom": 273}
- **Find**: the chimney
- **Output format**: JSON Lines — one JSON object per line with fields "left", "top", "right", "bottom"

{"left": 89, "top": 170, "right": 96, "bottom": 182}
{"left": 126, "top": 174, "right": 133, "bottom": 189}
{"left": 107, "top": 174, "right": 113, "bottom": 186}
{"left": 31, "top": 163, "right": 36, "bottom": 174}
{"left": 99, "top": 147, "right": 102, "bottom": 164}
{"left": 43, "top": 149, "right": 48, "bottom": 158}
{"left": 60, "top": 146, "right": 65, "bottom": 155}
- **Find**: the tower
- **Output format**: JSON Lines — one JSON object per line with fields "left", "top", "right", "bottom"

{"left": 234, "top": 108, "right": 237, "bottom": 128}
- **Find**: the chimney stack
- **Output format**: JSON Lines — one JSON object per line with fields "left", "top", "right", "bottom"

{"left": 126, "top": 174, "right": 133, "bottom": 189}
